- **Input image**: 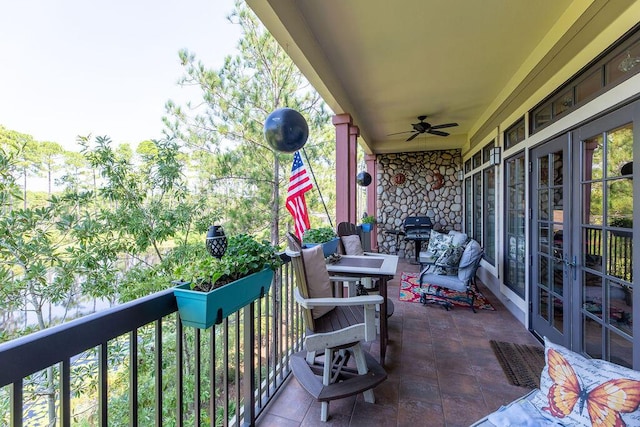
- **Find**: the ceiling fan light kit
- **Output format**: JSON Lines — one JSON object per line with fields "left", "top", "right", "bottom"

{"left": 388, "top": 115, "right": 459, "bottom": 141}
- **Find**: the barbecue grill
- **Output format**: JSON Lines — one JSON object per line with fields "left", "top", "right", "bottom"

{"left": 404, "top": 216, "right": 433, "bottom": 263}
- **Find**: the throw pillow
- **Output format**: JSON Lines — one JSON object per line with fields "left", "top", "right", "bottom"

{"left": 301, "top": 245, "right": 336, "bottom": 319}
{"left": 434, "top": 245, "right": 465, "bottom": 275}
{"left": 341, "top": 235, "right": 365, "bottom": 255}
{"left": 448, "top": 230, "right": 469, "bottom": 247}
{"left": 425, "top": 230, "right": 453, "bottom": 259}
{"left": 530, "top": 337, "right": 640, "bottom": 426}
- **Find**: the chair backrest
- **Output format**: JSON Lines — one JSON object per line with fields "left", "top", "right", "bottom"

{"left": 286, "top": 232, "right": 339, "bottom": 332}
{"left": 337, "top": 222, "right": 361, "bottom": 254}
{"left": 457, "top": 239, "right": 484, "bottom": 284}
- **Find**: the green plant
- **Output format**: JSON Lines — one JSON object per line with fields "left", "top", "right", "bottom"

{"left": 610, "top": 217, "right": 632, "bottom": 228}
{"left": 361, "top": 215, "right": 376, "bottom": 224}
{"left": 174, "top": 233, "right": 282, "bottom": 292}
{"left": 302, "top": 227, "right": 336, "bottom": 243}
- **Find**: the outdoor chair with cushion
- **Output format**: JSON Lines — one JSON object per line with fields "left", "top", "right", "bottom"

{"left": 418, "top": 238, "right": 484, "bottom": 312}
{"left": 335, "top": 222, "right": 396, "bottom": 326}
{"left": 285, "top": 233, "right": 387, "bottom": 422}
{"left": 337, "top": 221, "right": 373, "bottom": 295}
{"left": 337, "top": 221, "right": 364, "bottom": 255}
{"left": 418, "top": 229, "right": 468, "bottom": 269}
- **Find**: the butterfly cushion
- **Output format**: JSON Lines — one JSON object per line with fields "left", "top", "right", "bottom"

{"left": 531, "top": 337, "right": 640, "bottom": 427}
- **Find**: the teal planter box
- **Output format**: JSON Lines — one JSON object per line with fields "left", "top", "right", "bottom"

{"left": 173, "top": 268, "right": 273, "bottom": 329}
{"left": 304, "top": 237, "right": 339, "bottom": 257}
{"left": 361, "top": 223, "right": 373, "bottom": 232}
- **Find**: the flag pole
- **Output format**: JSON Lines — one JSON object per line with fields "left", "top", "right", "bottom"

{"left": 301, "top": 147, "right": 334, "bottom": 229}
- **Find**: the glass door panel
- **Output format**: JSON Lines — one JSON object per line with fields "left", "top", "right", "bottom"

{"left": 504, "top": 154, "right": 526, "bottom": 298}
{"left": 531, "top": 136, "right": 570, "bottom": 346}
{"left": 573, "top": 108, "right": 634, "bottom": 365}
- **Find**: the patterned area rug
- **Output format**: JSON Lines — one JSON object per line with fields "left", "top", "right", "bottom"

{"left": 399, "top": 272, "right": 495, "bottom": 311}
{"left": 490, "top": 340, "right": 545, "bottom": 388}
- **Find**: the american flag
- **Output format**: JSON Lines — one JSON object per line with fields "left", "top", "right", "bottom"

{"left": 286, "top": 151, "right": 313, "bottom": 239}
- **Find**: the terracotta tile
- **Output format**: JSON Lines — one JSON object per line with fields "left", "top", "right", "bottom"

{"left": 350, "top": 400, "right": 397, "bottom": 427}
{"left": 397, "top": 399, "right": 445, "bottom": 427}
{"left": 302, "top": 402, "right": 352, "bottom": 426}
{"left": 265, "top": 377, "right": 313, "bottom": 422}
{"left": 398, "top": 377, "right": 441, "bottom": 404}
{"left": 441, "top": 394, "right": 489, "bottom": 427}
{"left": 437, "top": 371, "right": 481, "bottom": 399}
{"left": 256, "top": 413, "right": 304, "bottom": 427}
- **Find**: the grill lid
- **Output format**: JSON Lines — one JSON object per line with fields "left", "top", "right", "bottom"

{"left": 403, "top": 216, "right": 433, "bottom": 230}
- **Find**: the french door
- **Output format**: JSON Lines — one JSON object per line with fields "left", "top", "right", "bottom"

{"left": 531, "top": 101, "right": 637, "bottom": 367}
{"left": 531, "top": 136, "right": 571, "bottom": 347}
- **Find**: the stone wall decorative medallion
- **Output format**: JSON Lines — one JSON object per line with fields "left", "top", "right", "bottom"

{"left": 432, "top": 172, "right": 444, "bottom": 190}
{"left": 392, "top": 172, "right": 406, "bottom": 186}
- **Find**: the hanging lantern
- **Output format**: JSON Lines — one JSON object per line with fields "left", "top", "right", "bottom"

{"left": 206, "top": 225, "right": 227, "bottom": 259}
{"left": 263, "top": 108, "right": 309, "bottom": 153}
{"left": 356, "top": 171, "right": 372, "bottom": 187}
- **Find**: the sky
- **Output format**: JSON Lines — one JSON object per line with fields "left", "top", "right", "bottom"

{"left": 0, "top": 0, "right": 241, "bottom": 150}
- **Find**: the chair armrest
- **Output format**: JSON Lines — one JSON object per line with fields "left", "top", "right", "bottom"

{"left": 329, "top": 275, "right": 360, "bottom": 283}
{"left": 304, "top": 324, "right": 367, "bottom": 351}
{"left": 294, "top": 288, "right": 382, "bottom": 308}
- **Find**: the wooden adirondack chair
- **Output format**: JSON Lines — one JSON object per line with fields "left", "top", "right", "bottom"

{"left": 286, "top": 233, "right": 387, "bottom": 422}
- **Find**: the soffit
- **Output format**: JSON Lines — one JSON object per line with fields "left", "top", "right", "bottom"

{"left": 248, "top": 0, "right": 628, "bottom": 154}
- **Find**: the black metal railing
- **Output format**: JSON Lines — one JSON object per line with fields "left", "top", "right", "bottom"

{"left": 584, "top": 228, "right": 633, "bottom": 282}
{"left": 0, "top": 255, "right": 304, "bottom": 426}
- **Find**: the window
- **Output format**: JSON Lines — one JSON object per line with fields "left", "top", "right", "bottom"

{"left": 504, "top": 152, "right": 526, "bottom": 297}
{"left": 472, "top": 151, "right": 482, "bottom": 169}
{"left": 482, "top": 141, "right": 495, "bottom": 163}
{"left": 462, "top": 140, "right": 497, "bottom": 265}
{"left": 505, "top": 118, "right": 525, "bottom": 150}
{"left": 473, "top": 172, "right": 482, "bottom": 244}
{"left": 483, "top": 167, "right": 496, "bottom": 264}
{"left": 465, "top": 177, "right": 472, "bottom": 235}
{"left": 530, "top": 25, "right": 640, "bottom": 133}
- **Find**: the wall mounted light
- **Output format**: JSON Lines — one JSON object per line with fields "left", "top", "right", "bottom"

{"left": 489, "top": 147, "right": 502, "bottom": 166}
{"left": 457, "top": 170, "right": 465, "bottom": 181}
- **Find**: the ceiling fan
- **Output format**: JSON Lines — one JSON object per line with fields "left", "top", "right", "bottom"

{"left": 388, "top": 115, "right": 459, "bottom": 141}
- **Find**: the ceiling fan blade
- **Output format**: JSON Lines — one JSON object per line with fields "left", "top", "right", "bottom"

{"left": 430, "top": 122, "right": 458, "bottom": 130}
{"left": 406, "top": 132, "right": 420, "bottom": 142}
{"left": 427, "top": 130, "right": 450, "bottom": 137}
{"left": 387, "top": 130, "right": 414, "bottom": 136}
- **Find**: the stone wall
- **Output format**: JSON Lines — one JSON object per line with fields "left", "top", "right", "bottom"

{"left": 376, "top": 149, "right": 463, "bottom": 258}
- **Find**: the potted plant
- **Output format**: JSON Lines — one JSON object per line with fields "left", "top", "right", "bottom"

{"left": 302, "top": 227, "right": 339, "bottom": 257}
{"left": 173, "top": 233, "right": 282, "bottom": 329}
{"left": 361, "top": 215, "right": 377, "bottom": 232}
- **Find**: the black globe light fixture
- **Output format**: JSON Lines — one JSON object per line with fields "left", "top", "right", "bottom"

{"left": 206, "top": 225, "right": 227, "bottom": 259}
{"left": 263, "top": 108, "right": 309, "bottom": 153}
{"left": 356, "top": 171, "right": 372, "bottom": 187}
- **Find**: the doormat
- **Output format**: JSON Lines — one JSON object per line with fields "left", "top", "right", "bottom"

{"left": 399, "top": 272, "right": 495, "bottom": 311}
{"left": 490, "top": 340, "right": 545, "bottom": 388}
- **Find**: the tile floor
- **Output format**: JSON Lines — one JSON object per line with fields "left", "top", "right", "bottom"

{"left": 256, "top": 259, "right": 542, "bottom": 427}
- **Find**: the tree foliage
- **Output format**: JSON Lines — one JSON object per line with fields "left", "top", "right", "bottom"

{"left": 0, "top": 2, "right": 340, "bottom": 423}
{"left": 164, "top": 1, "right": 335, "bottom": 244}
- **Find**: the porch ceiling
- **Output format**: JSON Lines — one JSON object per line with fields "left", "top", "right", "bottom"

{"left": 247, "top": 0, "right": 635, "bottom": 154}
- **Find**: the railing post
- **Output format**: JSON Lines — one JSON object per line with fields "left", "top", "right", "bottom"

{"left": 242, "top": 301, "right": 256, "bottom": 426}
